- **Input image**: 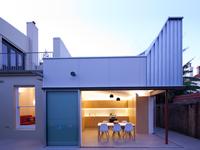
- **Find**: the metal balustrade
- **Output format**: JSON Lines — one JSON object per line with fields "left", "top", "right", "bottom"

{"left": 0, "top": 51, "right": 53, "bottom": 71}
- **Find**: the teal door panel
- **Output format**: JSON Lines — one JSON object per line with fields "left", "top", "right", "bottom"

{"left": 47, "top": 91, "right": 79, "bottom": 146}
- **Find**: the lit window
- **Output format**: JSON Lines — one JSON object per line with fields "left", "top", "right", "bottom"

{"left": 16, "top": 87, "right": 36, "bottom": 130}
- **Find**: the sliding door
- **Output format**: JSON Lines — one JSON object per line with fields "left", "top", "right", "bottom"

{"left": 47, "top": 91, "right": 79, "bottom": 146}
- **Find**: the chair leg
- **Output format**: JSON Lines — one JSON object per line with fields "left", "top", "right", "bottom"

{"left": 118, "top": 131, "right": 121, "bottom": 138}
{"left": 106, "top": 131, "right": 109, "bottom": 137}
{"left": 128, "top": 132, "right": 131, "bottom": 139}
{"left": 123, "top": 131, "right": 126, "bottom": 139}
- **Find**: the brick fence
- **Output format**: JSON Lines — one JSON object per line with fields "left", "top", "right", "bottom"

{"left": 156, "top": 93, "right": 200, "bottom": 139}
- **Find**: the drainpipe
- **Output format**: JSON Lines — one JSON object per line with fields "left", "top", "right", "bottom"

{"left": 164, "top": 90, "right": 169, "bottom": 144}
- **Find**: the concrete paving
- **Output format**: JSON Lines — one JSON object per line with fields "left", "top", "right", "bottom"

{"left": 82, "top": 128, "right": 179, "bottom": 148}
{"left": 0, "top": 128, "right": 199, "bottom": 150}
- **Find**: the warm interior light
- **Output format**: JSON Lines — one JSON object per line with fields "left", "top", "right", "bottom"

{"left": 81, "top": 91, "right": 135, "bottom": 101}
{"left": 33, "top": 99, "right": 35, "bottom": 106}
{"left": 18, "top": 87, "right": 36, "bottom": 127}
{"left": 18, "top": 88, "right": 25, "bottom": 93}
{"left": 82, "top": 108, "right": 133, "bottom": 116}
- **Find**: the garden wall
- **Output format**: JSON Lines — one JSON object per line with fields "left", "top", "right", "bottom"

{"left": 156, "top": 93, "right": 200, "bottom": 139}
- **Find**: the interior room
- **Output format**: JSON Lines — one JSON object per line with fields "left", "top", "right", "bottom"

{"left": 81, "top": 90, "right": 152, "bottom": 147}
{"left": 17, "top": 87, "right": 36, "bottom": 129}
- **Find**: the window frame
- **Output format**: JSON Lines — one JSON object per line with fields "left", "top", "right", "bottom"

{"left": 2, "top": 39, "right": 25, "bottom": 70}
{"left": 16, "top": 86, "right": 36, "bottom": 130}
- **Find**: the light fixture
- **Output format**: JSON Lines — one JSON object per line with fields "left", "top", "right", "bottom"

{"left": 70, "top": 71, "right": 76, "bottom": 77}
{"left": 110, "top": 94, "right": 114, "bottom": 98}
{"left": 116, "top": 97, "right": 120, "bottom": 101}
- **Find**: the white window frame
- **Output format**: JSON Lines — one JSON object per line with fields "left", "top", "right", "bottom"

{"left": 16, "top": 86, "right": 36, "bottom": 130}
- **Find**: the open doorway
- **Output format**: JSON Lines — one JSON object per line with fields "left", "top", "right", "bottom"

{"left": 81, "top": 90, "right": 136, "bottom": 146}
{"left": 81, "top": 90, "right": 154, "bottom": 147}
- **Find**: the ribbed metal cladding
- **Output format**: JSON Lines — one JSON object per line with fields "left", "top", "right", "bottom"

{"left": 146, "top": 17, "right": 183, "bottom": 86}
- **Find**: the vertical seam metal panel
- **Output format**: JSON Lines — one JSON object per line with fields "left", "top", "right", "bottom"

{"left": 160, "top": 25, "right": 166, "bottom": 85}
{"left": 170, "top": 20, "right": 173, "bottom": 85}
{"left": 151, "top": 46, "right": 153, "bottom": 86}
{"left": 162, "top": 25, "right": 166, "bottom": 86}
{"left": 145, "top": 57, "right": 148, "bottom": 86}
{"left": 171, "top": 20, "right": 175, "bottom": 85}
{"left": 173, "top": 21, "right": 177, "bottom": 85}
{"left": 152, "top": 44, "right": 155, "bottom": 86}
{"left": 174, "top": 21, "right": 178, "bottom": 85}
{"left": 158, "top": 36, "right": 161, "bottom": 85}
{"left": 150, "top": 48, "right": 153, "bottom": 86}
{"left": 155, "top": 40, "right": 158, "bottom": 86}
{"left": 178, "top": 21, "right": 183, "bottom": 85}
{"left": 147, "top": 52, "right": 151, "bottom": 86}
{"left": 165, "top": 21, "right": 169, "bottom": 86}
{"left": 146, "top": 18, "right": 183, "bottom": 86}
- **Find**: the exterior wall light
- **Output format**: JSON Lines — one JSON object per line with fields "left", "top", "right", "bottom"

{"left": 70, "top": 71, "right": 76, "bottom": 77}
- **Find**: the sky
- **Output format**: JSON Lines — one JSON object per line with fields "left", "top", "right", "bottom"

{"left": 0, "top": 0, "right": 199, "bottom": 74}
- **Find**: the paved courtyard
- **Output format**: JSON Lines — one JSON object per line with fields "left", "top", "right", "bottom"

{"left": 0, "top": 128, "right": 199, "bottom": 150}
{"left": 82, "top": 128, "right": 180, "bottom": 148}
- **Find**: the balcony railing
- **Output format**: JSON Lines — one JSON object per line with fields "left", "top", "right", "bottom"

{"left": 0, "top": 51, "right": 53, "bottom": 71}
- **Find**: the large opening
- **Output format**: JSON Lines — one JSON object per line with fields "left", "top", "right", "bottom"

{"left": 81, "top": 90, "right": 154, "bottom": 147}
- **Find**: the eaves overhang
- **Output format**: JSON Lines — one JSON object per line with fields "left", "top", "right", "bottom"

{"left": 42, "top": 86, "right": 185, "bottom": 91}
{"left": 0, "top": 70, "right": 43, "bottom": 77}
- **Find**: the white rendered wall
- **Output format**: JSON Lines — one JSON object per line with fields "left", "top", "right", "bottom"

{"left": 0, "top": 76, "right": 45, "bottom": 142}
{"left": 0, "top": 18, "right": 39, "bottom": 70}
{"left": 0, "top": 35, "right": 2, "bottom": 67}
{"left": 26, "top": 22, "right": 38, "bottom": 70}
{"left": 43, "top": 57, "right": 147, "bottom": 88}
{"left": 0, "top": 17, "right": 29, "bottom": 52}
{"left": 53, "top": 37, "right": 71, "bottom": 58}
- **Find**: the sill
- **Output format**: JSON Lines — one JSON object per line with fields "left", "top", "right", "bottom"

{"left": 16, "top": 125, "right": 36, "bottom": 131}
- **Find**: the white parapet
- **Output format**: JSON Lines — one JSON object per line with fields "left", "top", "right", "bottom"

{"left": 53, "top": 37, "right": 71, "bottom": 58}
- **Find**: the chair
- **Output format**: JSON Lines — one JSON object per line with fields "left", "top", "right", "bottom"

{"left": 123, "top": 123, "right": 135, "bottom": 140}
{"left": 112, "top": 123, "right": 122, "bottom": 137}
{"left": 99, "top": 123, "right": 109, "bottom": 139}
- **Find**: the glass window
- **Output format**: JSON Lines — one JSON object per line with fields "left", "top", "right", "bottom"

{"left": 2, "top": 39, "right": 24, "bottom": 70}
{"left": 16, "top": 87, "right": 36, "bottom": 130}
{"left": 10, "top": 49, "right": 16, "bottom": 67}
{"left": 2, "top": 43, "right": 8, "bottom": 66}
{"left": 17, "top": 53, "right": 23, "bottom": 67}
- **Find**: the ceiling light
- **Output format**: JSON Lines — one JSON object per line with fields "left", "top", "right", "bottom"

{"left": 110, "top": 94, "right": 114, "bottom": 98}
{"left": 116, "top": 97, "right": 120, "bottom": 101}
